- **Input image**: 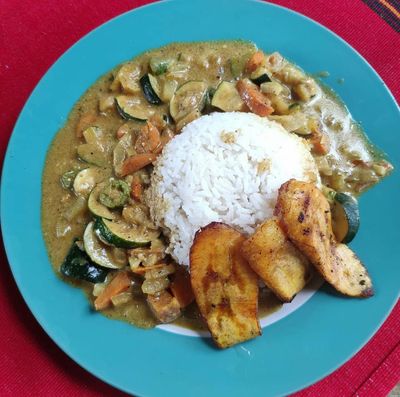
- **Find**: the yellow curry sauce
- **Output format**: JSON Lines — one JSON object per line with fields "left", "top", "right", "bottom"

{"left": 42, "top": 41, "right": 391, "bottom": 331}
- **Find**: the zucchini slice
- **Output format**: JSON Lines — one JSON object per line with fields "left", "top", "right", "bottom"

{"left": 73, "top": 167, "right": 108, "bottom": 197}
{"left": 169, "top": 81, "right": 208, "bottom": 121}
{"left": 94, "top": 217, "right": 153, "bottom": 249}
{"left": 60, "top": 240, "right": 109, "bottom": 283}
{"left": 88, "top": 183, "right": 116, "bottom": 220}
{"left": 149, "top": 57, "right": 173, "bottom": 75}
{"left": 211, "top": 81, "right": 245, "bottom": 112}
{"left": 175, "top": 109, "right": 201, "bottom": 132}
{"left": 60, "top": 169, "right": 78, "bottom": 190}
{"left": 77, "top": 143, "right": 107, "bottom": 167}
{"left": 163, "top": 114, "right": 174, "bottom": 125}
{"left": 115, "top": 96, "right": 151, "bottom": 122}
{"left": 84, "top": 222, "right": 127, "bottom": 269}
{"left": 140, "top": 74, "right": 162, "bottom": 105}
{"left": 251, "top": 66, "right": 272, "bottom": 86}
{"left": 332, "top": 192, "right": 360, "bottom": 244}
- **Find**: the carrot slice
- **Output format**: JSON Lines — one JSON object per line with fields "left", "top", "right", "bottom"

{"left": 170, "top": 267, "right": 194, "bottom": 308}
{"left": 246, "top": 51, "right": 265, "bottom": 73}
{"left": 131, "top": 175, "right": 142, "bottom": 201}
{"left": 310, "top": 130, "right": 330, "bottom": 155}
{"left": 135, "top": 122, "right": 161, "bottom": 154}
{"left": 312, "top": 137, "right": 329, "bottom": 155}
{"left": 121, "top": 153, "right": 157, "bottom": 176}
{"left": 147, "top": 121, "right": 162, "bottom": 153}
{"left": 94, "top": 271, "right": 131, "bottom": 310}
{"left": 236, "top": 79, "right": 274, "bottom": 116}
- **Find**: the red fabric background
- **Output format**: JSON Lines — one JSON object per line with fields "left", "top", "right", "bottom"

{"left": 0, "top": 1, "right": 399, "bottom": 396}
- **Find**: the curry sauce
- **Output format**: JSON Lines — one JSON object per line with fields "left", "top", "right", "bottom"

{"left": 42, "top": 41, "right": 391, "bottom": 332}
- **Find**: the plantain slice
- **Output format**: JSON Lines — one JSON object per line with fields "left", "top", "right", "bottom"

{"left": 190, "top": 222, "right": 261, "bottom": 348}
{"left": 275, "top": 179, "right": 373, "bottom": 297}
{"left": 242, "top": 218, "right": 312, "bottom": 302}
{"left": 333, "top": 243, "right": 373, "bottom": 297}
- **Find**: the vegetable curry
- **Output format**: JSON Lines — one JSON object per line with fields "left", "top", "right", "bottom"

{"left": 42, "top": 41, "right": 392, "bottom": 331}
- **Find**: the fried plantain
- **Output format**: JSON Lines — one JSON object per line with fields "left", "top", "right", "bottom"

{"left": 190, "top": 222, "right": 261, "bottom": 348}
{"left": 241, "top": 218, "right": 312, "bottom": 302}
{"left": 275, "top": 179, "right": 373, "bottom": 297}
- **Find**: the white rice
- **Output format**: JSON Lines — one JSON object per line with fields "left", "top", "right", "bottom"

{"left": 146, "top": 112, "right": 320, "bottom": 267}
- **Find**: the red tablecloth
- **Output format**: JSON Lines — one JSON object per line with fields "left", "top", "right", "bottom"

{"left": 1, "top": 1, "right": 399, "bottom": 396}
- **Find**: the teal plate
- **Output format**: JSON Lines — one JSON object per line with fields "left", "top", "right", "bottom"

{"left": 1, "top": 1, "right": 399, "bottom": 396}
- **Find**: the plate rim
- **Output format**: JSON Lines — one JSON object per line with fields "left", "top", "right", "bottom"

{"left": 1, "top": 1, "right": 399, "bottom": 396}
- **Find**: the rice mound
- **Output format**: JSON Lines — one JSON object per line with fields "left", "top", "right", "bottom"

{"left": 146, "top": 112, "right": 320, "bottom": 267}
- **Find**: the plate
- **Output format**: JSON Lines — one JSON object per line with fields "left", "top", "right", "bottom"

{"left": 1, "top": 0, "right": 399, "bottom": 396}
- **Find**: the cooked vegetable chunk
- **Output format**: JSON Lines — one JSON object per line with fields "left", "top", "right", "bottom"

{"left": 241, "top": 218, "right": 312, "bottom": 302}
{"left": 147, "top": 290, "right": 181, "bottom": 323}
{"left": 60, "top": 169, "right": 78, "bottom": 190}
{"left": 211, "top": 81, "right": 245, "bottom": 112}
{"left": 275, "top": 179, "right": 373, "bottom": 297}
{"left": 190, "top": 222, "right": 260, "bottom": 348}
{"left": 73, "top": 167, "right": 107, "bottom": 197}
{"left": 332, "top": 192, "right": 360, "bottom": 243}
{"left": 140, "top": 73, "right": 163, "bottom": 105}
{"left": 99, "top": 179, "right": 130, "bottom": 209}
{"left": 121, "top": 153, "right": 157, "bottom": 176}
{"left": 170, "top": 266, "right": 195, "bottom": 308}
{"left": 83, "top": 222, "right": 127, "bottom": 269}
{"left": 60, "top": 241, "right": 109, "bottom": 283}
{"left": 77, "top": 143, "right": 108, "bottom": 166}
{"left": 94, "top": 217, "right": 153, "bottom": 249}
{"left": 115, "top": 95, "right": 151, "bottom": 122}
{"left": 149, "top": 57, "right": 173, "bottom": 75}
{"left": 169, "top": 81, "right": 208, "bottom": 121}
{"left": 88, "top": 182, "right": 116, "bottom": 219}
{"left": 250, "top": 66, "right": 271, "bottom": 85}
{"left": 236, "top": 79, "right": 274, "bottom": 116}
{"left": 94, "top": 271, "right": 132, "bottom": 310}
{"left": 246, "top": 51, "right": 266, "bottom": 73}
{"left": 134, "top": 121, "right": 162, "bottom": 154}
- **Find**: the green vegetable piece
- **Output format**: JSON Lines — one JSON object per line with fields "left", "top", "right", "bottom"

{"left": 169, "top": 81, "right": 208, "bottom": 121}
{"left": 77, "top": 144, "right": 107, "bottom": 167}
{"left": 205, "top": 87, "right": 217, "bottom": 108}
{"left": 289, "top": 102, "right": 301, "bottom": 111}
{"left": 115, "top": 96, "right": 149, "bottom": 122}
{"left": 140, "top": 74, "right": 163, "bottom": 105}
{"left": 149, "top": 57, "right": 173, "bottom": 75}
{"left": 211, "top": 81, "right": 244, "bottom": 112}
{"left": 94, "top": 217, "right": 153, "bottom": 249}
{"left": 332, "top": 192, "right": 360, "bottom": 244}
{"left": 163, "top": 114, "right": 174, "bottom": 125}
{"left": 99, "top": 179, "right": 130, "bottom": 208}
{"left": 60, "top": 170, "right": 78, "bottom": 190}
{"left": 60, "top": 241, "right": 109, "bottom": 283}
